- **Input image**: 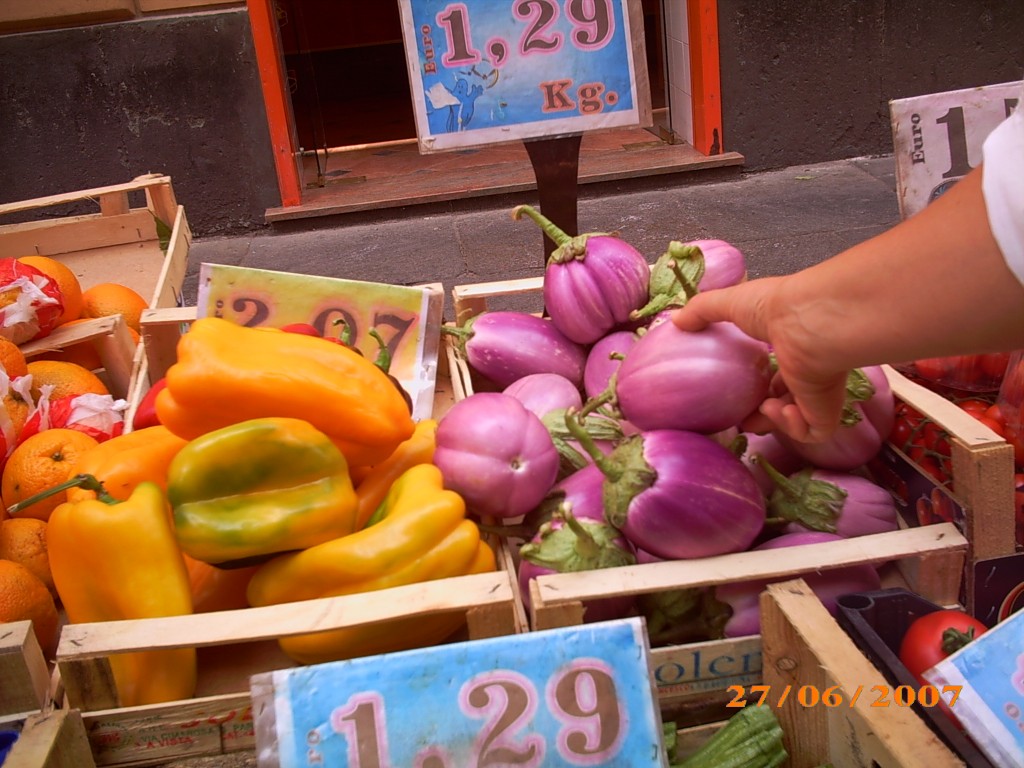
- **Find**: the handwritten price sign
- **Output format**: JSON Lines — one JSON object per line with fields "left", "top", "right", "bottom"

{"left": 250, "top": 618, "right": 667, "bottom": 767}
{"left": 397, "top": 0, "right": 651, "bottom": 152}
{"left": 195, "top": 264, "right": 444, "bottom": 420}
{"left": 890, "top": 80, "right": 1021, "bottom": 219}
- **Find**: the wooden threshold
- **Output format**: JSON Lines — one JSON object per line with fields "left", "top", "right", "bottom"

{"left": 265, "top": 126, "right": 744, "bottom": 224}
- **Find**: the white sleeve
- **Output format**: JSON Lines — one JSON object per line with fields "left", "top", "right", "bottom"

{"left": 981, "top": 83, "right": 1024, "bottom": 288}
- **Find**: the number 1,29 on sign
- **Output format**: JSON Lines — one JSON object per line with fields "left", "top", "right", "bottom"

{"left": 304, "top": 664, "right": 628, "bottom": 767}
{"left": 436, "top": 0, "right": 617, "bottom": 71}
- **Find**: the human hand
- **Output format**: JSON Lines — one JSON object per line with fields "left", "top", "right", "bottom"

{"left": 670, "top": 278, "right": 850, "bottom": 443}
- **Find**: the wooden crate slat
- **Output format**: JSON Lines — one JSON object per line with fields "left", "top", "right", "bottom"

{"left": 760, "top": 579, "right": 965, "bottom": 767}
{"left": 530, "top": 524, "right": 967, "bottom": 619}
{"left": 0, "top": 619, "right": 49, "bottom": 716}
{"left": 57, "top": 572, "right": 513, "bottom": 661}
{"left": 0, "top": 174, "right": 174, "bottom": 218}
{"left": 5, "top": 709, "right": 97, "bottom": 768}
{"left": 0, "top": 210, "right": 157, "bottom": 260}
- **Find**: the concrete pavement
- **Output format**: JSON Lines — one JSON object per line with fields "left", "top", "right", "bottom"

{"left": 182, "top": 154, "right": 901, "bottom": 318}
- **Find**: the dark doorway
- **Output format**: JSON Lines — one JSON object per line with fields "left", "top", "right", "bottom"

{"left": 275, "top": 0, "right": 668, "bottom": 154}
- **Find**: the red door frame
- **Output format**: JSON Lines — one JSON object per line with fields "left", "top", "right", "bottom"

{"left": 247, "top": 0, "right": 303, "bottom": 207}
{"left": 687, "top": 0, "right": 723, "bottom": 155}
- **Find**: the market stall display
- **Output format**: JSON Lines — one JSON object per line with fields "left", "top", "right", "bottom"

{"left": 0, "top": 184, "right": 1019, "bottom": 767}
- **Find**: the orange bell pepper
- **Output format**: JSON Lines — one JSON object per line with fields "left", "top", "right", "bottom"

{"left": 353, "top": 418, "right": 437, "bottom": 528}
{"left": 65, "top": 425, "right": 188, "bottom": 503}
{"left": 155, "top": 317, "right": 414, "bottom": 467}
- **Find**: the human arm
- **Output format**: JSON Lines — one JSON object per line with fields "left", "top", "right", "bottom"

{"left": 671, "top": 159, "right": 1024, "bottom": 442}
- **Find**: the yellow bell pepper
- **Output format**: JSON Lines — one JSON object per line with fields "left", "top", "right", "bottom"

{"left": 352, "top": 418, "right": 437, "bottom": 529}
{"left": 65, "top": 425, "right": 189, "bottom": 503}
{"left": 167, "top": 417, "right": 358, "bottom": 566}
{"left": 45, "top": 478, "right": 196, "bottom": 707}
{"left": 155, "top": 317, "right": 415, "bottom": 467}
{"left": 247, "top": 463, "right": 496, "bottom": 664}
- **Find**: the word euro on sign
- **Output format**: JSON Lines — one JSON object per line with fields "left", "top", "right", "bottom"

{"left": 890, "top": 80, "right": 1021, "bottom": 219}
{"left": 250, "top": 618, "right": 668, "bottom": 768}
{"left": 398, "top": 0, "right": 650, "bottom": 153}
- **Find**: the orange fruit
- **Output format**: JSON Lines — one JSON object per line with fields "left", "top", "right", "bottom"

{"left": 0, "top": 337, "right": 28, "bottom": 379}
{"left": 26, "top": 359, "right": 109, "bottom": 400}
{"left": 31, "top": 319, "right": 141, "bottom": 372}
{"left": 0, "top": 559, "right": 59, "bottom": 657}
{"left": 2, "top": 384, "right": 31, "bottom": 439}
{"left": 17, "top": 256, "right": 84, "bottom": 326}
{"left": 2, "top": 428, "right": 100, "bottom": 521}
{"left": 80, "top": 283, "right": 149, "bottom": 333}
{"left": 0, "top": 517, "right": 53, "bottom": 593}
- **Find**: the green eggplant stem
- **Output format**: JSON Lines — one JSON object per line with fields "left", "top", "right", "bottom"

{"left": 439, "top": 324, "right": 469, "bottom": 339}
{"left": 563, "top": 407, "right": 620, "bottom": 480}
{"left": 7, "top": 473, "right": 117, "bottom": 516}
{"left": 756, "top": 455, "right": 798, "bottom": 497}
{"left": 512, "top": 204, "right": 571, "bottom": 248}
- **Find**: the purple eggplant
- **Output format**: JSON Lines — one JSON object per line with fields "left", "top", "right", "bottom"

{"left": 741, "top": 432, "right": 807, "bottom": 497}
{"left": 445, "top": 310, "right": 587, "bottom": 389}
{"left": 524, "top": 462, "right": 607, "bottom": 532}
{"left": 762, "top": 467, "right": 899, "bottom": 538}
{"left": 503, "top": 373, "right": 583, "bottom": 420}
{"left": 512, "top": 205, "right": 650, "bottom": 345}
{"left": 583, "top": 330, "right": 639, "bottom": 399}
{"left": 565, "top": 412, "right": 767, "bottom": 559}
{"left": 630, "top": 240, "right": 747, "bottom": 322}
{"left": 434, "top": 392, "right": 560, "bottom": 519}
{"left": 518, "top": 505, "right": 637, "bottom": 624}
{"left": 712, "top": 531, "right": 882, "bottom": 638}
{"left": 615, "top": 320, "right": 773, "bottom": 434}
{"left": 776, "top": 365, "right": 895, "bottom": 471}
{"left": 692, "top": 239, "right": 747, "bottom": 291}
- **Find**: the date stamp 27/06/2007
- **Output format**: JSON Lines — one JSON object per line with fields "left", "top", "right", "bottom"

{"left": 725, "top": 684, "right": 963, "bottom": 709}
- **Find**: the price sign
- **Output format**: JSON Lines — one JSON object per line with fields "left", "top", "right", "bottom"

{"left": 250, "top": 618, "right": 667, "bottom": 767}
{"left": 397, "top": 0, "right": 651, "bottom": 153}
{"left": 890, "top": 80, "right": 1021, "bottom": 219}
{"left": 195, "top": 263, "right": 444, "bottom": 420}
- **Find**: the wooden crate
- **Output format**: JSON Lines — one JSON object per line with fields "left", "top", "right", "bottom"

{"left": 670, "top": 578, "right": 967, "bottom": 767}
{"left": 0, "top": 709, "right": 98, "bottom": 768}
{"left": 530, "top": 524, "right": 967, "bottom": 708}
{"left": 42, "top": 305, "right": 525, "bottom": 767}
{"left": 448, "top": 275, "right": 1012, "bottom": 713}
{"left": 0, "top": 174, "right": 190, "bottom": 403}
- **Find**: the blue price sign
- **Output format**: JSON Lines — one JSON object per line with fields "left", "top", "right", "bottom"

{"left": 397, "top": 0, "right": 651, "bottom": 153}
{"left": 250, "top": 618, "right": 667, "bottom": 767}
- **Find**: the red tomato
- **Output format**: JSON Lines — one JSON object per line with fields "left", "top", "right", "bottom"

{"left": 979, "top": 352, "right": 1010, "bottom": 380}
{"left": 1007, "top": 425, "right": 1024, "bottom": 469}
{"left": 913, "top": 357, "right": 955, "bottom": 381}
{"left": 984, "top": 403, "right": 1007, "bottom": 429}
{"left": 971, "top": 414, "right": 1007, "bottom": 439}
{"left": 957, "top": 397, "right": 992, "bottom": 417}
{"left": 921, "top": 422, "right": 950, "bottom": 457}
{"left": 899, "top": 609, "right": 988, "bottom": 682}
